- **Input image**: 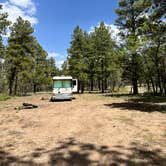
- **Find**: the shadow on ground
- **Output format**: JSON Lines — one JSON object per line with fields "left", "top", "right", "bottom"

{"left": 104, "top": 93, "right": 166, "bottom": 102}
{"left": 105, "top": 102, "right": 166, "bottom": 113}
{"left": 129, "top": 96, "right": 166, "bottom": 103}
{"left": 104, "top": 93, "right": 166, "bottom": 113}
{"left": 0, "top": 138, "right": 166, "bottom": 166}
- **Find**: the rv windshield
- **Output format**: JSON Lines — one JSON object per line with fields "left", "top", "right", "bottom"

{"left": 53, "top": 80, "right": 72, "bottom": 88}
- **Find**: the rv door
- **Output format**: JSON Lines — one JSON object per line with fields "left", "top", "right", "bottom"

{"left": 72, "top": 79, "right": 78, "bottom": 93}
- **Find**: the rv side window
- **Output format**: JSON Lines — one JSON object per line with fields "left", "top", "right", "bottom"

{"left": 72, "top": 80, "right": 76, "bottom": 86}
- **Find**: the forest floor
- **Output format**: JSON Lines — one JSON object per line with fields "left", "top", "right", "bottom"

{"left": 0, "top": 93, "right": 166, "bottom": 166}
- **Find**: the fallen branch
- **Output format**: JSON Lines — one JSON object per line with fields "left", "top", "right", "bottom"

{"left": 23, "top": 103, "right": 38, "bottom": 109}
{"left": 15, "top": 103, "right": 38, "bottom": 111}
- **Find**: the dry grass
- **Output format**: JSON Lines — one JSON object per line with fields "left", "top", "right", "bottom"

{"left": 0, "top": 93, "right": 166, "bottom": 166}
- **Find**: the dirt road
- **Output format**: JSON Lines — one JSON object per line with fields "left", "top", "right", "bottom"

{"left": 0, "top": 93, "right": 166, "bottom": 165}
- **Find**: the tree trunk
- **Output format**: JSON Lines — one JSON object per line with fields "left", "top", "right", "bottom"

{"left": 147, "top": 80, "right": 150, "bottom": 93}
{"left": 101, "top": 80, "right": 104, "bottom": 93}
{"left": 156, "top": 66, "right": 162, "bottom": 94}
{"left": 155, "top": 40, "right": 162, "bottom": 94}
{"left": 14, "top": 75, "right": 18, "bottom": 96}
{"left": 104, "top": 78, "right": 107, "bottom": 91}
{"left": 34, "top": 84, "right": 37, "bottom": 93}
{"left": 132, "top": 57, "right": 138, "bottom": 95}
{"left": 9, "top": 68, "right": 16, "bottom": 95}
{"left": 90, "top": 78, "right": 94, "bottom": 91}
{"left": 132, "top": 78, "right": 138, "bottom": 95}
{"left": 98, "top": 79, "right": 101, "bottom": 91}
{"left": 151, "top": 78, "right": 156, "bottom": 95}
{"left": 81, "top": 82, "right": 84, "bottom": 93}
{"left": 162, "top": 75, "right": 166, "bottom": 95}
{"left": 77, "top": 80, "right": 80, "bottom": 93}
{"left": 9, "top": 79, "right": 13, "bottom": 95}
{"left": 101, "top": 59, "right": 104, "bottom": 93}
{"left": 161, "top": 58, "right": 166, "bottom": 95}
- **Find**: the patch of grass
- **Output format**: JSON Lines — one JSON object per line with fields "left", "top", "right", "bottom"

{"left": 0, "top": 94, "right": 11, "bottom": 101}
{"left": 118, "top": 86, "right": 131, "bottom": 93}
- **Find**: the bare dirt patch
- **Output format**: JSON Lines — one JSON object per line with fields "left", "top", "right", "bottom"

{"left": 0, "top": 93, "right": 166, "bottom": 165}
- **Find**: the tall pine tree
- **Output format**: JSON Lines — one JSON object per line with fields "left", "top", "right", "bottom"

{"left": 92, "top": 22, "right": 113, "bottom": 93}
{"left": 6, "top": 17, "right": 35, "bottom": 95}
{"left": 68, "top": 26, "right": 88, "bottom": 93}
{"left": 0, "top": 5, "right": 10, "bottom": 93}
{"left": 115, "top": 0, "right": 149, "bottom": 94}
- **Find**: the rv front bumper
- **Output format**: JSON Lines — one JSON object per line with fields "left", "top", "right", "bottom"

{"left": 51, "top": 93, "right": 72, "bottom": 101}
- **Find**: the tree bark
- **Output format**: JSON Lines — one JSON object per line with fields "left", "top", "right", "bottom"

{"left": 14, "top": 75, "right": 18, "bottom": 96}
{"left": 98, "top": 79, "right": 101, "bottom": 91}
{"left": 9, "top": 68, "right": 16, "bottom": 95}
{"left": 104, "top": 78, "right": 107, "bottom": 91}
{"left": 151, "top": 78, "right": 156, "bottom": 95}
{"left": 147, "top": 80, "right": 150, "bottom": 93}
{"left": 81, "top": 82, "right": 84, "bottom": 93}
{"left": 132, "top": 78, "right": 138, "bottom": 95}
{"left": 90, "top": 78, "right": 94, "bottom": 91}
{"left": 33, "top": 84, "right": 37, "bottom": 93}
{"left": 132, "top": 54, "right": 138, "bottom": 95}
{"left": 155, "top": 40, "right": 162, "bottom": 94}
{"left": 101, "top": 59, "right": 104, "bottom": 93}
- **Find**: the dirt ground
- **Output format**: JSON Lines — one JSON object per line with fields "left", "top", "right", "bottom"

{"left": 0, "top": 93, "right": 166, "bottom": 166}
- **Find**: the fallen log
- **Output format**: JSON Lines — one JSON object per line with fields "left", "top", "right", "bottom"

{"left": 15, "top": 103, "right": 38, "bottom": 111}
{"left": 23, "top": 103, "right": 38, "bottom": 109}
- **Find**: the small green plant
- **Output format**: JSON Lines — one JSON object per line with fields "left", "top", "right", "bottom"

{"left": 0, "top": 94, "right": 11, "bottom": 101}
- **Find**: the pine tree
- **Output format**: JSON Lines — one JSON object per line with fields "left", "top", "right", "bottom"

{"left": 0, "top": 5, "right": 10, "bottom": 93}
{"left": 31, "top": 39, "right": 52, "bottom": 93}
{"left": 92, "top": 22, "right": 113, "bottom": 93}
{"left": 47, "top": 57, "right": 59, "bottom": 77}
{"left": 6, "top": 17, "right": 35, "bottom": 95}
{"left": 68, "top": 26, "right": 88, "bottom": 93}
{"left": 139, "top": 0, "right": 166, "bottom": 94}
{"left": 115, "top": 0, "right": 150, "bottom": 94}
{"left": 0, "top": 5, "right": 10, "bottom": 58}
{"left": 83, "top": 32, "right": 97, "bottom": 91}
{"left": 61, "top": 60, "right": 69, "bottom": 76}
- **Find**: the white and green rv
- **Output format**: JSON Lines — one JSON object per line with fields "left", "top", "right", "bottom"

{"left": 51, "top": 76, "right": 78, "bottom": 101}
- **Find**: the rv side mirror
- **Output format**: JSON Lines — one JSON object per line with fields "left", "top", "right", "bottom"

{"left": 72, "top": 80, "right": 76, "bottom": 86}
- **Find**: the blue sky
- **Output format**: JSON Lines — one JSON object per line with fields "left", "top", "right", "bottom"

{"left": 1, "top": 0, "right": 119, "bottom": 68}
